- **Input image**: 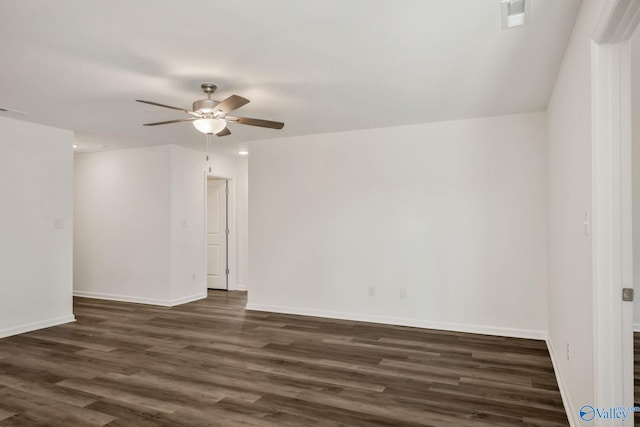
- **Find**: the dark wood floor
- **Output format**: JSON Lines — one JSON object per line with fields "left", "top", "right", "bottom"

{"left": 0, "top": 291, "right": 568, "bottom": 426}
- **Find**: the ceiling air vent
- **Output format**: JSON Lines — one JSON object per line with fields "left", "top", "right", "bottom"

{"left": 501, "top": 0, "right": 528, "bottom": 30}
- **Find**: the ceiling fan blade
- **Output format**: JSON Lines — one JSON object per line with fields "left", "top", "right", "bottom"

{"left": 226, "top": 116, "right": 284, "bottom": 129}
{"left": 214, "top": 95, "right": 250, "bottom": 114}
{"left": 136, "top": 99, "right": 193, "bottom": 114}
{"left": 216, "top": 127, "right": 231, "bottom": 137}
{"left": 143, "top": 118, "right": 196, "bottom": 126}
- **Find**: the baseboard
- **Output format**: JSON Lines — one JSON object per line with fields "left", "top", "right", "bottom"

{"left": 236, "top": 283, "right": 248, "bottom": 291}
{"left": 634, "top": 323, "right": 640, "bottom": 332}
{"left": 0, "top": 314, "right": 76, "bottom": 339}
{"left": 245, "top": 303, "right": 547, "bottom": 340}
{"left": 546, "top": 338, "right": 577, "bottom": 427}
{"left": 73, "top": 290, "right": 207, "bottom": 307}
{"left": 168, "top": 292, "right": 207, "bottom": 306}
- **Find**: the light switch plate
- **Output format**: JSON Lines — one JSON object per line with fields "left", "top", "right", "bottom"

{"left": 623, "top": 288, "right": 634, "bottom": 302}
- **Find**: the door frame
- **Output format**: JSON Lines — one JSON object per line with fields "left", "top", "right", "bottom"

{"left": 591, "top": 0, "right": 640, "bottom": 423}
{"left": 205, "top": 173, "right": 236, "bottom": 291}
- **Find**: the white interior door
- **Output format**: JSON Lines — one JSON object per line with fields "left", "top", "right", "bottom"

{"left": 207, "top": 179, "right": 227, "bottom": 289}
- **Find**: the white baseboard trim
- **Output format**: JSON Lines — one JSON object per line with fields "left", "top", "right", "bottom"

{"left": 73, "top": 290, "right": 207, "bottom": 307}
{"left": 236, "top": 283, "right": 248, "bottom": 291}
{"left": 546, "top": 338, "right": 577, "bottom": 427}
{"left": 245, "top": 303, "right": 547, "bottom": 340}
{"left": 169, "top": 292, "right": 208, "bottom": 306}
{"left": 634, "top": 323, "right": 640, "bottom": 332}
{"left": 0, "top": 314, "right": 76, "bottom": 339}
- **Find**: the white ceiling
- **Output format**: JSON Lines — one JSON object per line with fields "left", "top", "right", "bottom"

{"left": 0, "top": 0, "right": 581, "bottom": 155}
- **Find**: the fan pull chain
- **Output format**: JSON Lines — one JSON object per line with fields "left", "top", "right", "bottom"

{"left": 205, "top": 133, "right": 213, "bottom": 175}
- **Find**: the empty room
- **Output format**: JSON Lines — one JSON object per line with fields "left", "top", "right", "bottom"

{"left": 0, "top": 0, "right": 638, "bottom": 426}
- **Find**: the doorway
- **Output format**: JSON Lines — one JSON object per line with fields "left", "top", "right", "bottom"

{"left": 632, "top": 22, "right": 640, "bottom": 411}
{"left": 591, "top": 0, "right": 640, "bottom": 419}
{"left": 207, "top": 178, "right": 229, "bottom": 291}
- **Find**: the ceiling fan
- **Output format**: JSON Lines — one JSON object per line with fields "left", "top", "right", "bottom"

{"left": 136, "top": 84, "right": 284, "bottom": 137}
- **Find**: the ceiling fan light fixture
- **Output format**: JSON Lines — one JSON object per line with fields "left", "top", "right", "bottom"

{"left": 193, "top": 118, "right": 226, "bottom": 134}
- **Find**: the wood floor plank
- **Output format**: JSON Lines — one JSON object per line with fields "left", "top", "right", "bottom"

{"left": 56, "top": 377, "right": 184, "bottom": 414}
{"left": 0, "top": 374, "right": 99, "bottom": 408}
{"left": 0, "top": 407, "right": 17, "bottom": 423}
{"left": 0, "top": 388, "right": 115, "bottom": 426}
{"left": 0, "top": 291, "right": 568, "bottom": 426}
{"left": 85, "top": 399, "right": 183, "bottom": 427}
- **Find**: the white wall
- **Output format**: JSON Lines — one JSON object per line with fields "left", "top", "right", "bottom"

{"left": 74, "top": 145, "right": 173, "bottom": 304}
{"left": 546, "top": 0, "right": 605, "bottom": 422}
{"left": 74, "top": 144, "right": 244, "bottom": 304}
{"left": 170, "top": 145, "right": 207, "bottom": 303}
{"left": 236, "top": 156, "right": 249, "bottom": 290}
{"left": 248, "top": 112, "right": 548, "bottom": 338}
{"left": 0, "top": 116, "right": 75, "bottom": 338}
{"left": 633, "top": 28, "right": 640, "bottom": 329}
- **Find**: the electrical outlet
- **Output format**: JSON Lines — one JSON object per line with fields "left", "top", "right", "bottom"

{"left": 399, "top": 288, "right": 407, "bottom": 299}
{"left": 368, "top": 286, "right": 375, "bottom": 297}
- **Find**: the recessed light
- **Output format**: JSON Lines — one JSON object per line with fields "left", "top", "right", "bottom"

{"left": 238, "top": 150, "right": 249, "bottom": 156}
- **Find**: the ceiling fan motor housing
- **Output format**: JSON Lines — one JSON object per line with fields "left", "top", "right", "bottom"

{"left": 193, "top": 99, "right": 219, "bottom": 114}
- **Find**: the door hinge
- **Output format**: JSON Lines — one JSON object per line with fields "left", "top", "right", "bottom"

{"left": 225, "top": 228, "right": 229, "bottom": 235}
{"left": 209, "top": 167, "right": 212, "bottom": 173}
{"left": 225, "top": 268, "right": 230, "bottom": 275}
{"left": 623, "top": 288, "right": 634, "bottom": 301}
{"left": 206, "top": 155, "right": 209, "bottom": 161}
